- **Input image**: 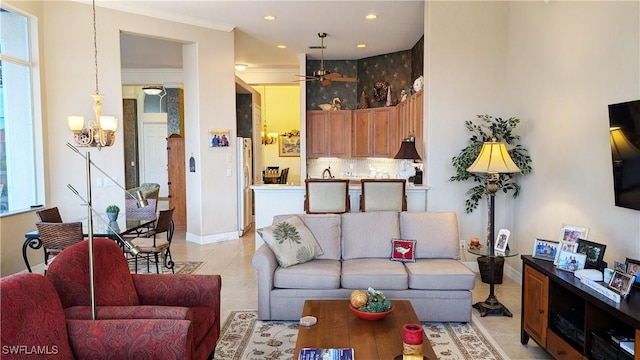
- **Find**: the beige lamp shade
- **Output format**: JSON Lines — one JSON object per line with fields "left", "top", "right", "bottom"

{"left": 99, "top": 116, "right": 118, "bottom": 131}
{"left": 610, "top": 127, "right": 640, "bottom": 161}
{"left": 467, "top": 140, "right": 521, "bottom": 174}
{"left": 68, "top": 116, "right": 85, "bottom": 131}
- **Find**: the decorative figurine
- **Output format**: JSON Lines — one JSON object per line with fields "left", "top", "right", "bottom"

{"left": 358, "top": 91, "right": 369, "bottom": 109}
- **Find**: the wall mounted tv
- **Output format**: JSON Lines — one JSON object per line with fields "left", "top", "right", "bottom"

{"left": 608, "top": 99, "right": 640, "bottom": 211}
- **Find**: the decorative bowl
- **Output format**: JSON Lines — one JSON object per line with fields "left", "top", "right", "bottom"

{"left": 349, "top": 304, "right": 395, "bottom": 320}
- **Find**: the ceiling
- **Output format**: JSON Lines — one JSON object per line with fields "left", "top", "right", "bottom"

{"left": 112, "top": 1, "right": 424, "bottom": 72}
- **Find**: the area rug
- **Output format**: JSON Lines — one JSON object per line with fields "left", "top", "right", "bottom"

{"left": 128, "top": 260, "right": 203, "bottom": 274}
{"left": 214, "top": 310, "right": 508, "bottom": 360}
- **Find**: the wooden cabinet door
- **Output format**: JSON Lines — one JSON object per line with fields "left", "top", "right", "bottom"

{"left": 327, "top": 111, "right": 351, "bottom": 157}
{"left": 411, "top": 90, "right": 424, "bottom": 158}
{"left": 167, "top": 136, "right": 186, "bottom": 230}
{"left": 523, "top": 265, "right": 549, "bottom": 347}
{"left": 352, "top": 110, "right": 372, "bottom": 157}
{"left": 307, "top": 111, "right": 329, "bottom": 158}
{"left": 371, "top": 107, "right": 397, "bottom": 157}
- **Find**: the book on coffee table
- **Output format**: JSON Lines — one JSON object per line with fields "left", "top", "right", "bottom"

{"left": 298, "top": 347, "right": 354, "bottom": 360}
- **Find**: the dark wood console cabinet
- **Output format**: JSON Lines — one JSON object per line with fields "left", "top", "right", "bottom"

{"left": 521, "top": 255, "right": 639, "bottom": 359}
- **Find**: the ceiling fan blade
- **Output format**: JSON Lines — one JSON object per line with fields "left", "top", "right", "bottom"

{"left": 331, "top": 77, "right": 357, "bottom": 82}
{"left": 321, "top": 78, "right": 332, "bottom": 86}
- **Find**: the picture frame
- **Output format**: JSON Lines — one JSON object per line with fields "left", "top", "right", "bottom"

{"left": 576, "top": 239, "right": 607, "bottom": 270}
{"left": 625, "top": 257, "right": 640, "bottom": 288}
{"left": 209, "top": 129, "right": 230, "bottom": 147}
{"left": 556, "top": 250, "right": 587, "bottom": 273}
{"left": 608, "top": 270, "right": 634, "bottom": 297}
{"left": 554, "top": 224, "right": 590, "bottom": 265}
{"left": 532, "top": 239, "right": 559, "bottom": 262}
{"left": 279, "top": 134, "right": 300, "bottom": 157}
{"left": 495, "top": 228, "right": 510, "bottom": 252}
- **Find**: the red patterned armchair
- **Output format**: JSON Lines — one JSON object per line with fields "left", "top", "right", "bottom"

{"left": 1, "top": 272, "right": 194, "bottom": 359}
{"left": 45, "top": 238, "right": 221, "bottom": 360}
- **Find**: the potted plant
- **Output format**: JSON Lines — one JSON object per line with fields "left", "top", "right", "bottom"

{"left": 106, "top": 205, "right": 120, "bottom": 222}
{"left": 450, "top": 115, "right": 533, "bottom": 283}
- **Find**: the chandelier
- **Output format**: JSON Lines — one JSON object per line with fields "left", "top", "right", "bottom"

{"left": 67, "top": 0, "right": 117, "bottom": 149}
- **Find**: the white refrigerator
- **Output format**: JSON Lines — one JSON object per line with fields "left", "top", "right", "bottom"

{"left": 237, "top": 137, "right": 253, "bottom": 236}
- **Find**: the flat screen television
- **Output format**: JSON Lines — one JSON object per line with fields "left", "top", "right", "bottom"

{"left": 608, "top": 99, "right": 640, "bottom": 211}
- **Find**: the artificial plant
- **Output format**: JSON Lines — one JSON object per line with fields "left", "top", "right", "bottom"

{"left": 450, "top": 115, "right": 533, "bottom": 241}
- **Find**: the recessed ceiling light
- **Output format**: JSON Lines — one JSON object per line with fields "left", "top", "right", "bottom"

{"left": 234, "top": 64, "right": 248, "bottom": 71}
{"left": 357, "top": 44, "right": 367, "bottom": 48}
{"left": 263, "top": 15, "right": 276, "bottom": 21}
{"left": 277, "top": 45, "right": 287, "bottom": 49}
{"left": 365, "top": 14, "right": 378, "bottom": 20}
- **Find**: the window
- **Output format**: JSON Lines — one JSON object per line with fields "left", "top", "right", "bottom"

{"left": 0, "top": 7, "right": 43, "bottom": 214}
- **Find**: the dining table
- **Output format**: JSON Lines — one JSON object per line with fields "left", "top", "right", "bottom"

{"left": 23, "top": 213, "right": 156, "bottom": 273}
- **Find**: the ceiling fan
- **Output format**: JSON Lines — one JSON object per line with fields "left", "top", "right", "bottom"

{"left": 297, "top": 32, "right": 357, "bottom": 86}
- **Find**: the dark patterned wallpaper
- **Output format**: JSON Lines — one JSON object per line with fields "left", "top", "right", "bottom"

{"left": 306, "top": 36, "right": 424, "bottom": 110}
{"left": 166, "top": 88, "right": 182, "bottom": 136}
{"left": 236, "top": 93, "right": 253, "bottom": 138}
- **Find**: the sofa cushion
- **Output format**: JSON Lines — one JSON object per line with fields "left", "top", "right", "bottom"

{"left": 274, "top": 259, "right": 341, "bottom": 289}
{"left": 405, "top": 259, "right": 475, "bottom": 290}
{"left": 341, "top": 259, "right": 408, "bottom": 290}
{"left": 400, "top": 212, "right": 460, "bottom": 259}
{"left": 342, "top": 212, "right": 400, "bottom": 259}
{"left": 258, "top": 215, "right": 324, "bottom": 267}
{"left": 273, "top": 214, "right": 341, "bottom": 260}
{"left": 391, "top": 239, "right": 417, "bottom": 262}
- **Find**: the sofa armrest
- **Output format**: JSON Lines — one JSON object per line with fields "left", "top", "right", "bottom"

{"left": 67, "top": 319, "right": 193, "bottom": 359}
{"left": 64, "top": 305, "right": 193, "bottom": 321}
{"left": 132, "top": 274, "right": 221, "bottom": 311}
{"left": 251, "top": 244, "right": 278, "bottom": 319}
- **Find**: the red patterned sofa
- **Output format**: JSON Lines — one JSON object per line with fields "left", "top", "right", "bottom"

{"left": 1, "top": 272, "right": 194, "bottom": 359}
{"left": 45, "top": 238, "right": 221, "bottom": 360}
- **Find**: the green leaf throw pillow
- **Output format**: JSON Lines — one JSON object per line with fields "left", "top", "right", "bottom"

{"left": 257, "top": 215, "right": 324, "bottom": 267}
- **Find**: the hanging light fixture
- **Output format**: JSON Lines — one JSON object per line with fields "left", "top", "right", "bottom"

{"left": 142, "top": 85, "right": 165, "bottom": 96}
{"left": 261, "top": 88, "right": 278, "bottom": 145}
{"left": 67, "top": 0, "right": 117, "bottom": 149}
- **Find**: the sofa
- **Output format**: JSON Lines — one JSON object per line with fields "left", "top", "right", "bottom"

{"left": 45, "top": 238, "right": 221, "bottom": 360}
{"left": 1, "top": 272, "right": 194, "bottom": 359}
{"left": 252, "top": 211, "right": 476, "bottom": 322}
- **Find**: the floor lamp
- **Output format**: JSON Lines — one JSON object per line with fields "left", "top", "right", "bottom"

{"left": 67, "top": 144, "right": 144, "bottom": 320}
{"left": 466, "top": 138, "right": 521, "bottom": 316}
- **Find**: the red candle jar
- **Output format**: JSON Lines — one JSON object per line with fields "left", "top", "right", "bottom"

{"left": 402, "top": 323, "right": 423, "bottom": 359}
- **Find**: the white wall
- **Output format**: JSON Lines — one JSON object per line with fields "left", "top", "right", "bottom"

{"left": 425, "top": 1, "right": 640, "bottom": 272}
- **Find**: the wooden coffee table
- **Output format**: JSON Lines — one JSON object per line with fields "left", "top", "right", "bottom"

{"left": 294, "top": 300, "right": 437, "bottom": 360}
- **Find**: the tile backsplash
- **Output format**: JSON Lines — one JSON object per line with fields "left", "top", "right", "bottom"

{"left": 307, "top": 158, "right": 422, "bottom": 180}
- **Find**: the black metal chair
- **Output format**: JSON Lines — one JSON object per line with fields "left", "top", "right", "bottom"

{"left": 279, "top": 168, "right": 289, "bottom": 184}
{"left": 130, "top": 208, "right": 175, "bottom": 274}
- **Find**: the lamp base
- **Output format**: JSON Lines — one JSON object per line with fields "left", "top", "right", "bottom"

{"left": 472, "top": 295, "right": 513, "bottom": 317}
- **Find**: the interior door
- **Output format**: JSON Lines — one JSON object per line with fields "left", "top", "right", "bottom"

{"left": 141, "top": 122, "right": 168, "bottom": 197}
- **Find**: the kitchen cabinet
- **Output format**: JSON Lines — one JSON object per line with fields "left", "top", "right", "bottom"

{"left": 306, "top": 110, "right": 351, "bottom": 158}
{"left": 352, "top": 107, "right": 398, "bottom": 158}
{"left": 397, "top": 89, "right": 423, "bottom": 158}
{"left": 521, "top": 256, "right": 640, "bottom": 360}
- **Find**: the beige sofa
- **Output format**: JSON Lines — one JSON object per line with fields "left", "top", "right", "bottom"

{"left": 251, "top": 211, "right": 475, "bottom": 322}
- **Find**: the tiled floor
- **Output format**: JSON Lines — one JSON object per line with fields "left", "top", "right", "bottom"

{"left": 169, "top": 228, "right": 552, "bottom": 360}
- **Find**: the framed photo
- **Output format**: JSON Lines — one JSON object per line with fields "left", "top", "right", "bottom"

{"left": 279, "top": 135, "right": 300, "bottom": 157}
{"left": 554, "top": 224, "right": 590, "bottom": 265}
{"left": 576, "top": 239, "right": 606, "bottom": 270}
{"left": 532, "top": 239, "right": 559, "bottom": 262}
{"left": 625, "top": 258, "right": 640, "bottom": 288}
{"left": 209, "top": 129, "right": 230, "bottom": 147}
{"left": 556, "top": 250, "right": 587, "bottom": 273}
{"left": 608, "top": 270, "right": 634, "bottom": 296}
{"left": 558, "top": 224, "right": 590, "bottom": 242}
{"left": 495, "top": 229, "right": 510, "bottom": 252}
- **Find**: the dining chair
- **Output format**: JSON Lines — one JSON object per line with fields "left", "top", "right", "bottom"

{"left": 36, "top": 207, "right": 63, "bottom": 223}
{"left": 279, "top": 168, "right": 289, "bottom": 184}
{"left": 360, "top": 179, "right": 407, "bottom": 212}
{"left": 304, "top": 179, "right": 350, "bottom": 214}
{"left": 130, "top": 208, "right": 175, "bottom": 274}
{"left": 35, "top": 222, "right": 84, "bottom": 269}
